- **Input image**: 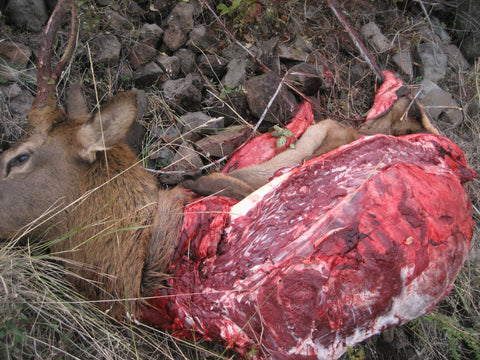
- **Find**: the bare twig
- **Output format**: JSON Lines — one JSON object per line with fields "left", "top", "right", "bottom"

{"left": 325, "top": 0, "right": 384, "bottom": 83}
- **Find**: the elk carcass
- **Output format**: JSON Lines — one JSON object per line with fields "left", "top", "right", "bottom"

{"left": 0, "top": 1, "right": 476, "bottom": 359}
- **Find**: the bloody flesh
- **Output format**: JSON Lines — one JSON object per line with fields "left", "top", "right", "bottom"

{"left": 221, "top": 101, "right": 314, "bottom": 173}
{"left": 141, "top": 133, "right": 476, "bottom": 359}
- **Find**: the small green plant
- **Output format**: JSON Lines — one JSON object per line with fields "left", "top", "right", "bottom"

{"left": 216, "top": 0, "right": 261, "bottom": 29}
{"left": 347, "top": 346, "right": 364, "bottom": 360}
{"left": 270, "top": 124, "right": 295, "bottom": 150}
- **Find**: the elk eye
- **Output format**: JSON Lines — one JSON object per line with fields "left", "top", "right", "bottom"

{"left": 6, "top": 154, "right": 30, "bottom": 175}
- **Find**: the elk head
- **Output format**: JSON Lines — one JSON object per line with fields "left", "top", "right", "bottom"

{"left": 0, "top": 0, "right": 140, "bottom": 240}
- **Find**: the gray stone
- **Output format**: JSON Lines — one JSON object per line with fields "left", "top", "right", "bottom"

{"left": 0, "top": 83, "right": 33, "bottom": 138}
{"left": 278, "top": 44, "right": 310, "bottom": 62}
{"left": 361, "top": 22, "right": 390, "bottom": 52}
{"left": 96, "top": 0, "right": 113, "bottom": 6}
{"left": 156, "top": 55, "right": 180, "bottom": 79}
{"left": 195, "top": 126, "right": 250, "bottom": 158}
{"left": 286, "top": 63, "right": 329, "bottom": 95}
{"left": 222, "top": 42, "right": 262, "bottom": 72}
{"left": 105, "top": 9, "right": 132, "bottom": 31}
{"left": 187, "top": 25, "right": 216, "bottom": 50}
{"left": 4, "top": 0, "right": 48, "bottom": 32}
{"left": 222, "top": 59, "right": 247, "bottom": 89}
{"left": 180, "top": 111, "right": 224, "bottom": 140}
{"left": 163, "top": 2, "right": 195, "bottom": 52}
{"left": 0, "top": 41, "right": 31, "bottom": 68}
{"left": 459, "top": 32, "right": 480, "bottom": 63}
{"left": 162, "top": 73, "right": 204, "bottom": 110}
{"left": 89, "top": 33, "right": 121, "bottom": 66}
{"left": 392, "top": 50, "right": 413, "bottom": 78}
{"left": 133, "top": 62, "right": 163, "bottom": 87}
{"left": 418, "top": 79, "right": 462, "bottom": 124}
{"left": 129, "top": 43, "right": 158, "bottom": 70}
{"left": 442, "top": 44, "right": 470, "bottom": 70}
{"left": 197, "top": 53, "right": 228, "bottom": 78}
{"left": 175, "top": 48, "right": 196, "bottom": 75}
{"left": 159, "top": 142, "right": 203, "bottom": 184}
{"left": 244, "top": 71, "right": 297, "bottom": 124}
{"left": 417, "top": 43, "right": 448, "bottom": 82}
{"left": 139, "top": 23, "right": 164, "bottom": 48}
{"left": 154, "top": 125, "right": 182, "bottom": 144}
{"left": 163, "top": 22, "right": 189, "bottom": 53}
{"left": 149, "top": 145, "right": 175, "bottom": 163}
{"left": 361, "top": 22, "right": 413, "bottom": 77}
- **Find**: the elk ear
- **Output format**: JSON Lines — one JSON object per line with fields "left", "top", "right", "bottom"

{"left": 77, "top": 92, "right": 138, "bottom": 162}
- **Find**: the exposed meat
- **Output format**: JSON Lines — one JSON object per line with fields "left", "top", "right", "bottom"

{"left": 221, "top": 101, "right": 314, "bottom": 173}
{"left": 140, "top": 133, "right": 476, "bottom": 359}
{"left": 366, "top": 70, "right": 404, "bottom": 121}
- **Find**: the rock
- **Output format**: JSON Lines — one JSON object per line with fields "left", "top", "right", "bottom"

{"left": 0, "top": 41, "right": 31, "bottom": 67}
{"left": 244, "top": 71, "right": 297, "bottom": 124}
{"left": 139, "top": 23, "right": 164, "bottom": 48}
{"left": 154, "top": 125, "right": 182, "bottom": 144}
{"left": 222, "top": 59, "right": 247, "bottom": 89}
{"left": 207, "top": 91, "right": 249, "bottom": 127}
{"left": 159, "top": 142, "right": 203, "bottom": 184}
{"left": 187, "top": 25, "right": 216, "bottom": 50}
{"left": 222, "top": 42, "right": 262, "bottom": 72}
{"left": 89, "top": 33, "right": 121, "bottom": 66}
{"left": 417, "top": 43, "right": 447, "bottom": 82}
{"left": 133, "top": 62, "right": 163, "bottom": 87}
{"left": 105, "top": 9, "right": 132, "bottom": 31}
{"left": 197, "top": 53, "right": 228, "bottom": 78}
{"left": 417, "top": 79, "right": 462, "bottom": 124}
{"left": 134, "top": 89, "right": 148, "bottom": 119}
{"left": 392, "top": 50, "right": 413, "bottom": 78}
{"left": 4, "top": 0, "right": 48, "bottom": 32}
{"left": 456, "top": 0, "right": 480, "bottom": 61}
{"left": 260, "top": 36, "right": 280, "bottom": 74}
{"left": 362, "top": 22, "right": 413, "bottom": 77}
{"left": 0, "top": 83, "right": 33, "bottom": 139}
{"left": 175, "top": 48, "right": 196, "bottom": 75}
{"left": 442, "top": 44, "right": 470, "bottom": 71}
{"left": 286, "top": 63, "right": 329, "bottom": 95}
{"left": 180, "top": 111, "right": 224, "bottom": 141}
{"left": 278, "top": 44, "right": 311, "bottom": 62}
{"left": 163, "top": 2, "right": 195, "bottom": 52}
{"left": 195, "top": 126, "right": 251, "bottom": 158}
{"left": 150, "top": 145, "right": 175, "bottom": 164}
{"left": 129, "top": 43, "right": 158, "bottom": 70}
{"left": 459, "top": 33, "right": 480, "bottom": 63}
{"left": 162, "top": 73, "right": 204, "bottom": 110}
{"left": 126, "top": 120, "right": 146, "bottom": 155}
{"left": 150, "top": 0, "right": 173, "bottom": 17}
{"left": 96, "top": 0, "right": 113, "bottom": 6}
{"left": 156, "top": 55, "right": 180, "bottom": 79}
{"left": 361, "top": 22, "right": 390, "bottom": 52}
{"left": 126, "top": 1, "right": 144, "bottom": 18}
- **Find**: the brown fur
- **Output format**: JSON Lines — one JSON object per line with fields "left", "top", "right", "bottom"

{"left": 359, "top": 96, "right": 439, "bottom": 136}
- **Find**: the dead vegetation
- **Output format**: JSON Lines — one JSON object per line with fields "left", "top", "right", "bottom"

{"left": 0, "top": 0, "right": 479, "bottom": 359}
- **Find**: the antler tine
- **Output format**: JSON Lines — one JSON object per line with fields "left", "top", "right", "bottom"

{"left": 33, "top": 0, "right": 77, "bottom": 109}
{"left": 54, "top": 3, "right": 79, "bottom": 83}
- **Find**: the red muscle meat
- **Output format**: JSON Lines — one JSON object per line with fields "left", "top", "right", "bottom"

{"left": 140, "top": 133, "right": 476, "bottom": 359}
{"left": 221, "top": 101, "right": 314, "bottom": 173}
{"left": 366, "top": 70, "right": 404, "bottom": 121}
